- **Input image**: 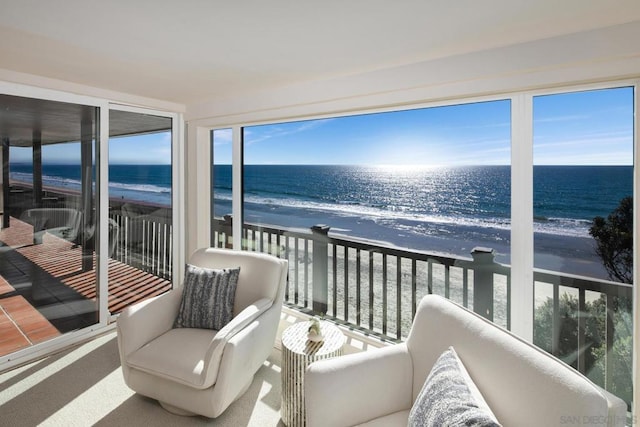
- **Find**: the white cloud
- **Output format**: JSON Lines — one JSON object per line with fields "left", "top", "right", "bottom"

{"left": 212, "top": 128, "right": 232, "bottom": 145}
{"left": 244, "top": 118, "right": 334, "bottom": 145}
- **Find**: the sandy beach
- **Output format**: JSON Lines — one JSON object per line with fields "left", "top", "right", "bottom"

{"left": 241, "top": 199, "right": 610, "bottom": 281}
{"left": 237, "top": 199, "right": 620, "bottom": 339}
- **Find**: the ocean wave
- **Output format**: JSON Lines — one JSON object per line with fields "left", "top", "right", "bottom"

{"left": 109, "top": 181, "right": 170, "bottom": 194}
{"left": 234, "top": 191, "right": 591, "bottom": 238}
{"left": 13, "top": 168, "right": 592, "bottom": 239}
{"left": 11, "top": 172, "right": 170, "bottom": 195}
{"left": 533, "top": 217, "right": 592, "bottom": 238}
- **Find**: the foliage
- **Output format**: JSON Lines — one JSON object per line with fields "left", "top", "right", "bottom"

{"left": 589, "top": 196, "right": 633, "bottom": 283}
{"left": 534, "top": 293, "right": 632, "bottom": 408}
{"left": 534, "top": 293, "right": 604, "bottom": 374}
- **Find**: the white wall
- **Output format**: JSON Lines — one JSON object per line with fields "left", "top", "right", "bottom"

{"left": 186, "top": 21, "right": 640, "bottom": 127}
{"left": 0, "top": 68, "right": 186, "bottom": 113}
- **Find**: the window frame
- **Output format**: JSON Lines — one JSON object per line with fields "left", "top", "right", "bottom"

{"left": 205, "top": 78, "right": 638, "bottom": 413}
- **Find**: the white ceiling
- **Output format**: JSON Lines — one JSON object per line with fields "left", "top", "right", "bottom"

{"left": 1, "top": 0, "right": 640, "bottom": 106}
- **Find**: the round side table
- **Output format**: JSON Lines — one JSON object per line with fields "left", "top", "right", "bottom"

{"left": 281, "top": 320, "right": 344, "bottom": 427}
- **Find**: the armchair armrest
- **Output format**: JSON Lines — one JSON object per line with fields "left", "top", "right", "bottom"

{"left": 305, "top": 343, "right": 414, "bottom": 427}
{"left": 198, "top": 297, "right": 273, "bottom": 389}
{"left": 116, "top": 290, "right": 182, "bottom": 359}
{"left": 215, "top": 297, "right": 273, "bottom": 344}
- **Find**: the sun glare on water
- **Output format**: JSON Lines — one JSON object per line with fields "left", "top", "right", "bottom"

{"left": 374, "top": 164, "right": 443, "bottom": 174}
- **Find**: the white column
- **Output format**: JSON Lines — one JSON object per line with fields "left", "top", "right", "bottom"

{"left": 97, "top": 105, "right": 109, "bottom": 324}
{"left": 172, "top": 112, "right": 186, "bottom": 283}
{"left": 632, "top": 81, "right": 639, "bottom": 423}
{"left": 232, "top": 126, "right": 243, "bottom": 249}
{"left": 510, "top": 94, "right": 534, "bottom": 341}
{"left": 186, "top": 123, "right": 211, "bottom": 258}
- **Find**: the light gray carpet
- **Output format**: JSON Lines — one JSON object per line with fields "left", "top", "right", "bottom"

{"left": 0, "top": 332, "right": 285, "bottom": 426}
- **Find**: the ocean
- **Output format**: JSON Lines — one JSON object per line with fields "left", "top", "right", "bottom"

{"left": 10, "top": 163, "right": 633, "bottom": 278}
{"left": 217, "top": 165, "right": 633, "bottom": 279}
{"left": 214, "top": 164, "right": 632, "bottom": 235}
{"left": 10, "top": 164, "right": 172, "bottom": 205}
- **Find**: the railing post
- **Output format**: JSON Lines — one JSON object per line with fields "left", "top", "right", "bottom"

{"left": 222, "top": 214, "right": 233, "bottom": 249}
{"left": 471, "top": 247, "right": 495, "bottom": 321}
{"left": 311, "top": 224, "right": 330, "bottom": 315}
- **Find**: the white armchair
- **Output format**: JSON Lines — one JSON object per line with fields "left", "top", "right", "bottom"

{"left": 20, "top": 207, "right": 82, "bottom": 244}
{"left": 117, "top": 247, "right": 288, "bottom": 418}
{"left": 305, "top": 295, "right": 627, "bottom": 427}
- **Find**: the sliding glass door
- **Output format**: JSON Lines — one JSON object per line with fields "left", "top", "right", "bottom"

{"left": 0, "top": 94, "right": 100, "bottom": 357}
{"left": 0, "top": 89, "right": 182, "bottom": 366}
{"left": 107, "top": 108, "right": 174, "bottom": 314}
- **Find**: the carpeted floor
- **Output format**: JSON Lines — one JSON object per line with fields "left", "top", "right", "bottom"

{"left": 0, "top": 332, "right": 285, "bottom": 426}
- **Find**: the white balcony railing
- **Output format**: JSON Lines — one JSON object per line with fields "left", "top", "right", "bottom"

{"left": 213, "top": 217, "right": 633, "bottom": 409}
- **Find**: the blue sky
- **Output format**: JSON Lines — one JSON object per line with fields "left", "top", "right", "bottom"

{"left": 10, "top": 131, "right": 172, "bottom": 165}
{"left": 214, "top": 86, "right": 634, "bottom": 166}
{"left": 108, "top": 133, "right": 172, "bottom": 164}
{"left": 10, "top": 87, "right": 634, "bottom": 166}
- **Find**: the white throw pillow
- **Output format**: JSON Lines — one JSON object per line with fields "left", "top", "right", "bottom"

{"left": 408, "top": 346, "right": 501, "bottom": 427}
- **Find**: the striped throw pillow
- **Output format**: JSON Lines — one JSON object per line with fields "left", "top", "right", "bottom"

{"left": 173, "top": 264, "right": 240, "bottom": 330}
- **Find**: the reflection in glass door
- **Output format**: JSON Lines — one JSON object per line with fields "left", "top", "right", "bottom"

{"left": 0, "top": 94, "right": 99, "bottom": 357}
{"left": 107, "top": 109, "right": 173, "bottom": 314}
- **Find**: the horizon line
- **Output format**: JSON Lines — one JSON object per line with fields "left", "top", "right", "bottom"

{"left": 9, "top": 162, "right": 634, "bottom": 167}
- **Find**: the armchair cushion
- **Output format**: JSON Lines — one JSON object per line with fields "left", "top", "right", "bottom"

{"left": 127, "top": 328, "right": 217, "bottom": 388}
{"left": 173, "top": 264, "right": 240, "bottom": 330}
{"left": 126, "top": 298, "right": 274, "bottom": 390}
{"left": 408, "top": 346, "right": 500, "bottom": 427}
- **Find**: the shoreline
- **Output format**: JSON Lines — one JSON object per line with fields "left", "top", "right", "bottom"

{"left": 9, "top": 180, "right": 612, "bottom": 281}
{"left": 238, "top": 199, "right": 612, "bottom": 281}
{"left": 9, "top": 180, "right": 170, "bottom": 209}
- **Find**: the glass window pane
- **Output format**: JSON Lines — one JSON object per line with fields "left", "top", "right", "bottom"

{"left": 0, "top": 95, "right": 99, "bottom": 356}
{"left": 242, "top": 100, "right": 511, "bottom": 338}
{"left": 533, "top": 87, "right": 634, "bottom": 408}
{"left": 107, "top": 110, "right": 173, "bottom": 314}
{"left": 211, "top": 128, "right": 232, "bottom": 248}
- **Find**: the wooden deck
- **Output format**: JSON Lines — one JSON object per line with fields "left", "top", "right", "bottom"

{"left": 0, "top": 217, "right": 172, "bottom": 357}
